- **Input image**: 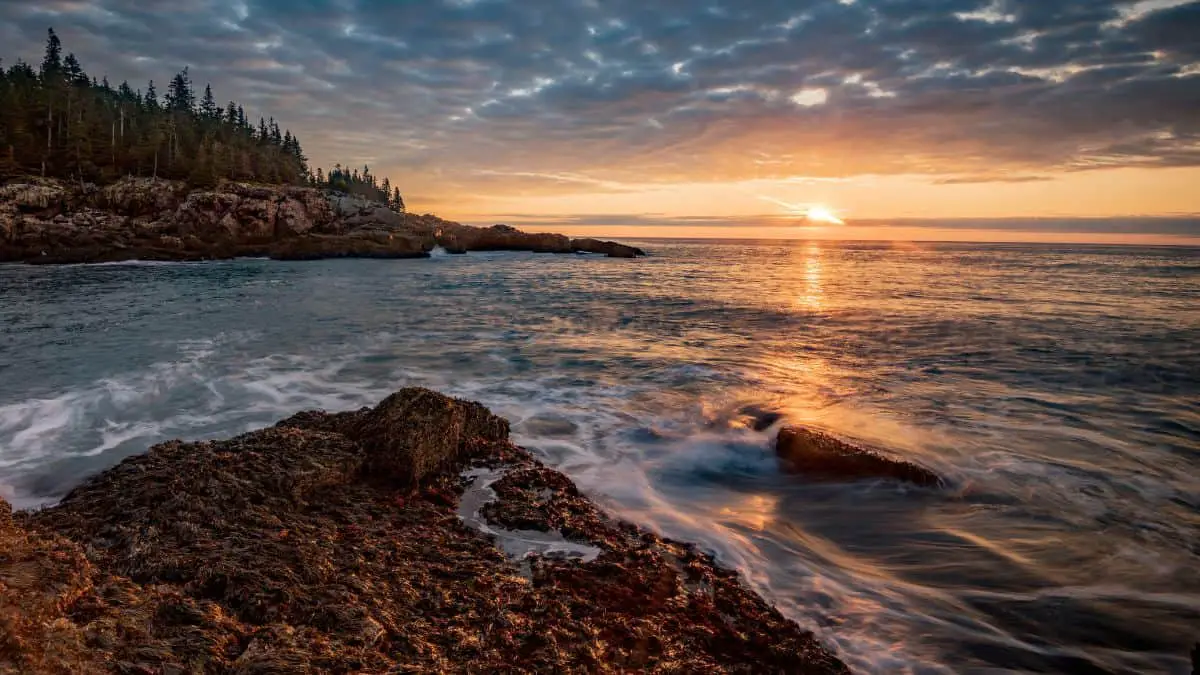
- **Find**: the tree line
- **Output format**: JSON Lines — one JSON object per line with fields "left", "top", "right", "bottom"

{"left": 0, "top": 28, "right": 406, "bottom": 213}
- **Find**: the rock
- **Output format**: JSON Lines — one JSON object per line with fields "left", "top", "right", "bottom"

{"left": 98, "top": 177, "right": 189, "bottom": 217}
{"left": 0, "top": 179, "right": 67, "bottom": 213}
{"left": 346, "top": 387, "right": 509, "bottom": 488}
{"left": 740, "top": 404, "right": 784, "bottom": 432}
{"left": 437, "top": 223, "right": 573, "bottom": 253}
{"left": 775, "top": 426, "right": 943, "bottom": 487}
{"left": 0, "top": 178, "right": 644, "bottom": 265}
{"left": 2, "top": 389, "right": 848, "bottom": 674}
{"left": 0, "top": 495, "right": 106, "bottom": 673}
{"left": 571, "top": 237, "right": 646, "bottom": 258}
{"left": 267, "top": 233, "right": 430, "bottom": 260}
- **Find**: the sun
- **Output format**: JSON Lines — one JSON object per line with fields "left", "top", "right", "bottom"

{"left": 805, "top": 205, "right": 845, "bottom": 225}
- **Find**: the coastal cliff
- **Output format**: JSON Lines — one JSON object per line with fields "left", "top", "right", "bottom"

{"left": 0, "top": 177, "right": 644, "bottom": 264}
{"left": 0, "top": 389, "right": 845, "bottom": 674}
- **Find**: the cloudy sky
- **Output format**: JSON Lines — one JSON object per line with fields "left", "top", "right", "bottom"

{"left": 2, "top": 0, "right": 1198, "bottom": 240}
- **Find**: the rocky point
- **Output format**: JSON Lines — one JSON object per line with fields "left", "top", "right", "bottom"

{"left": 0, "top": 389, "right": 846, "bottom": 674}
{"left": 0, "top": 177, "right": 645, "bottom": 264}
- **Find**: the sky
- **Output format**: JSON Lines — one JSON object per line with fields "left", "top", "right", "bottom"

{"left": 1, "top": 0, "right": 1198, "bottom": 242}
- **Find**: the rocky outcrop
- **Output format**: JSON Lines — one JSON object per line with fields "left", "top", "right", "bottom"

{"left": 437, "top": 222, "right": 573, "bottom": 253}
{"left": 0, "top": 178, "right": 340, "bottom": 263}
{"left": 2, "top": 389, "right": 848, "bottom": 674}
{"left": 0, "top": 177, "right": 644, "bottom": 264}
{"left": 776, "top": 426, "right": 944, "bottom": 487}
{"left": 268, "top": 233, "right": 430, "bottom": 260}
{"left": 571, "top": 237, "right": 646, "bottom": 258}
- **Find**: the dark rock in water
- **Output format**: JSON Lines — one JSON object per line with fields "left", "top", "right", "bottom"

{"left": 2, "top": 389, "right": 848, "bottom": 674}
{"left": 450, "top": 226, "right": 573, "bottom": 253}
{"left": 776, "top": 426, "right": 943, "bottom": 487}
{"left": 739, "top": 404, "right": 785, "bottom": 431}
{"left": 571, "top": 237, "right": 646, "bottom": 258}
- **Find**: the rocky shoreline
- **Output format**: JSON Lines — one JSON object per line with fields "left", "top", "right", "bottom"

{"left": 1, "top": 389, "right": 847, "bottom": 674}
{"left": 0, "top": 178, "right": 645, "bottom": 264}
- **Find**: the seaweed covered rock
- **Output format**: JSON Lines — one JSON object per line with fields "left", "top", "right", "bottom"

{"left": 343, "top": 387, "right": 510, "bottom": 488}
{"left": 4, "top": 390, "right": 848, "bottom": 673}
{"left": 776, "top": 426, "right": 943, "bottom": 487}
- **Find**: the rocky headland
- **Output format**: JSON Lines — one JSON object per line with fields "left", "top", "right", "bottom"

{"left": 0, "top": 388, "right": 846, "bottom": 674}
{"left": 0, "top": 178, "right": 645, "bottom": 264}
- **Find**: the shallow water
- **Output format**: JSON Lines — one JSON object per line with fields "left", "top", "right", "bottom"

{"left": 1, "top": 241, "right": 1197, "bottom": 673}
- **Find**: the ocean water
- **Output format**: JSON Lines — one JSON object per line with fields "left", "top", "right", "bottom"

{"left": 1, "top": 240, "right": 1197, "bottom": 673}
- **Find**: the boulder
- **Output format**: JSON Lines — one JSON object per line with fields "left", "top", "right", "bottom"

{"left": 740, "top": 404, "right": 784, "bottom": 432}
{"left": 775, "top": 426, "right": 943, "bottom": 487}
{"left": 0, "top": 207, "right": 18, "bottom": 244}
{"left": 341, "top": 205, "right": 408, "bottom": 232}
{"left": 0, "top": 179, "right": 68, "bottom": 213}
{"left": 97, "top": 177, "right": 188, "bottom": 217}
{"left": 174, "top": 190, "right": 243, "bottom": 240}
{"left": 345, "top": 387, "right": 509, "bottom": 488}
{"left": 571, "top": 238, "right": 645, "bottom": 258}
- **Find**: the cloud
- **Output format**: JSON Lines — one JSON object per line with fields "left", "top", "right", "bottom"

{"left": 2, "top": 0, "right": 1198, "bottom": 203}
{"left": 933, "top": 175, "right": 1053, "bottom": 184}
{"left": 491, "top": 212, "right": 1200, "bottom": 236}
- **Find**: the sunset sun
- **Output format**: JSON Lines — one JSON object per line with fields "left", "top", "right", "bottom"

{"left": 805, "top": 206, "right": 845, "bottom": 225}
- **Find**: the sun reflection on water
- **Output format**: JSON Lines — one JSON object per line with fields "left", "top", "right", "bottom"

{"left": 798, "top": 243, "right": 823, "bottom": 311}
{"left": 715, "top": 493, "right": 780, "bottom": 532}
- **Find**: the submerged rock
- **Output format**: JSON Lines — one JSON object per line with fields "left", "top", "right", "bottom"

{"left": 776, "top": 426, "right": 944, "bottom": 487}
{"left": 739, "top": 404, "right": 785, "bottom": 432}
{"left": 2, "top": 389, "right": 848, "bottom": 674}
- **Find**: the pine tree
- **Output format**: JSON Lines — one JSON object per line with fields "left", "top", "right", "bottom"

{"left": 2, "top": 30, "right": 316, "bottom": 187}
{"left": 165, "top": 67, "right": 194, "bottom": 114}
{"left": 40, "top": 29, "right": 62, "bottom": 78}
{"left": 200, "top": 83, "right": 217, "bottom": 120}
{"left": 63, "top": 53, "right": 85, "bottom": 85}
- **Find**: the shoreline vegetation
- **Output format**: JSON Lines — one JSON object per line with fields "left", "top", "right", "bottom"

{"left": 0, "top": 29, "right": 643, "bottom": 264}
{"left": 0, "top": 389, "right": 849, "bottom": 673}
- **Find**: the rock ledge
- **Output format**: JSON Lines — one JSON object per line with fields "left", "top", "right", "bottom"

{"left": 0, "top": 178, "right": 644, "bottom": 264}
{"left": 2, "top": 388, "right": 846, "bottom": 674}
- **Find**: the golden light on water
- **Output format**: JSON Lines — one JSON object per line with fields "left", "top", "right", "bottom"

{"left": 799, "top": 243, "right": 823, "bottom": 310}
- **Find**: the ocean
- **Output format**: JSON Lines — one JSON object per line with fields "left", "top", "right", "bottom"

{"left": 1, "top": 240, "right": 1197, "bottom": 673}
